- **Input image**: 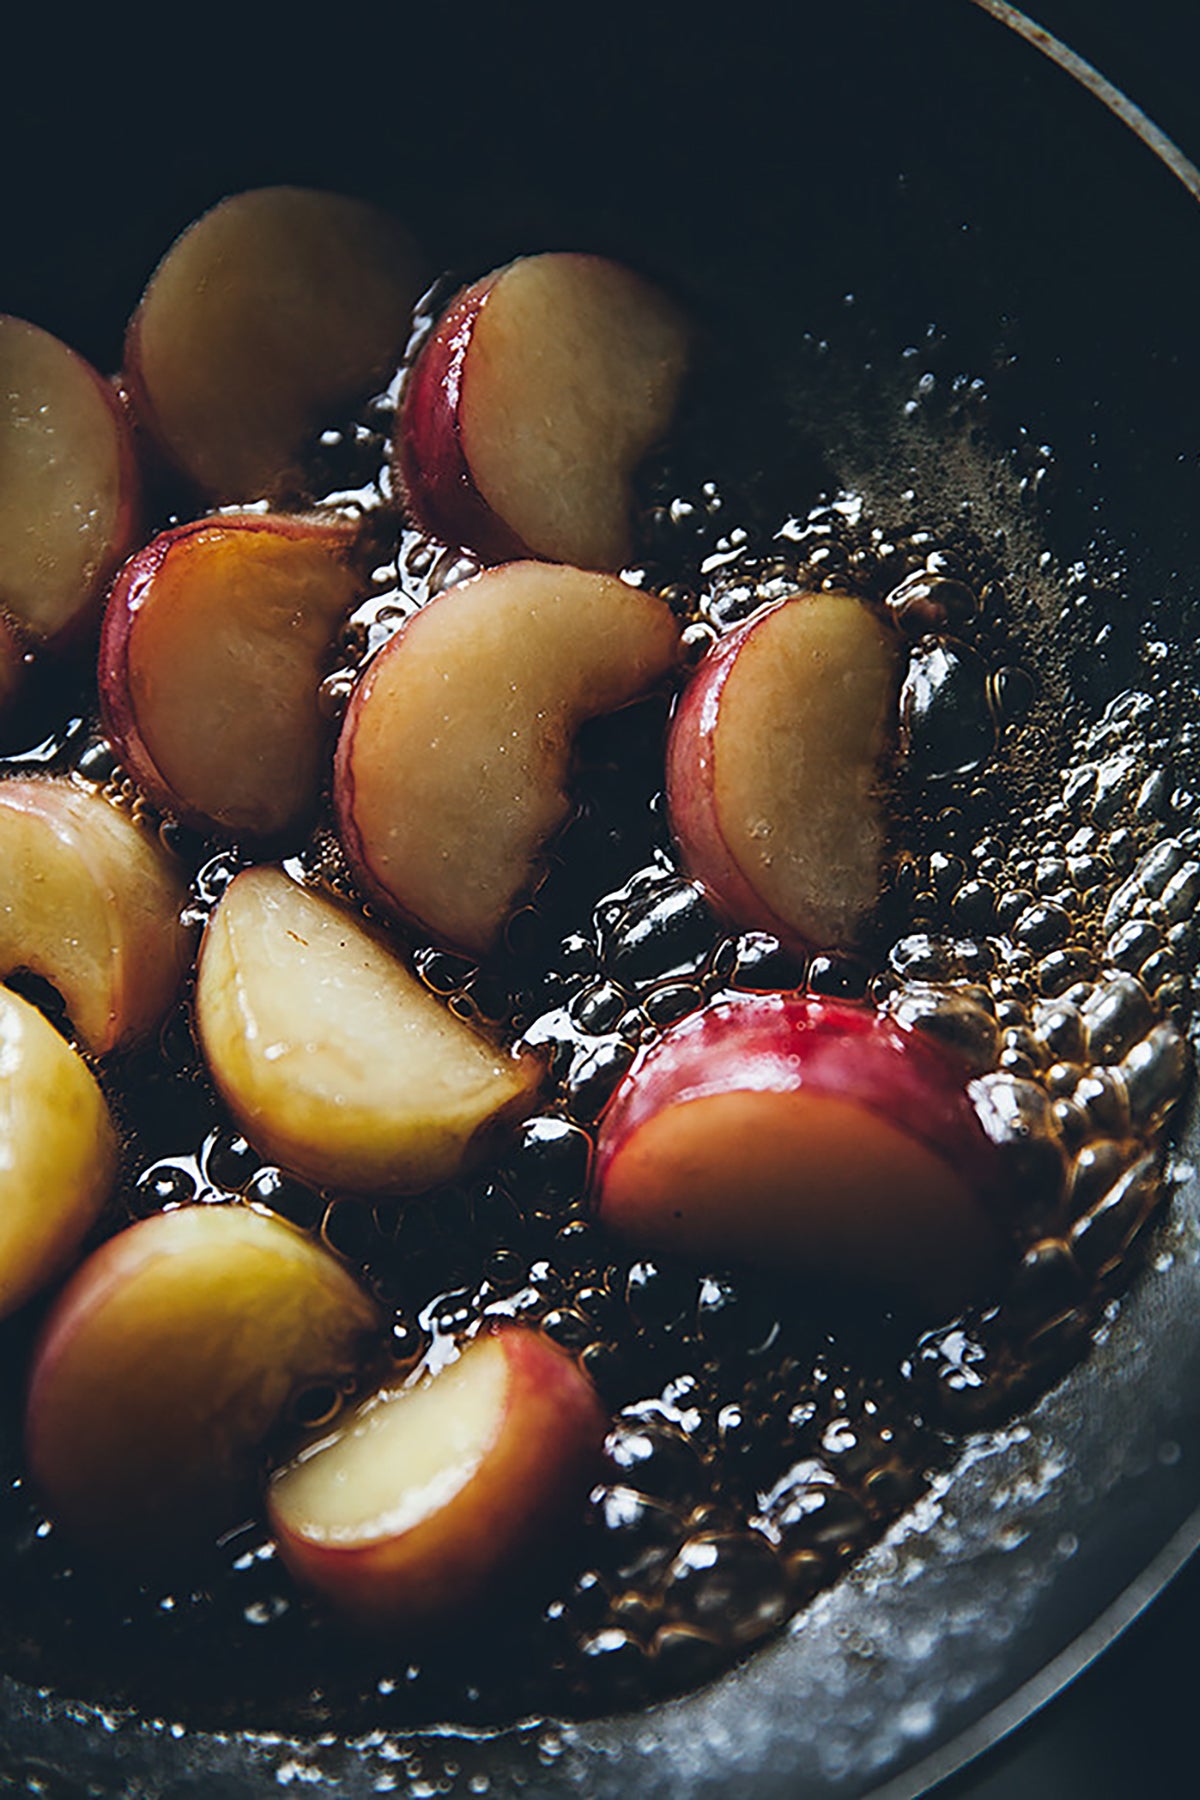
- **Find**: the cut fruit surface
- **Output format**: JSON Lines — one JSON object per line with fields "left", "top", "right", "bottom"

{"left": 126, "top": 187, "right": 428, "bottom": 502}
{"left": 667, "top": 590, "right": 899, "bottom": 952}
{"left": 0, "top": 315, "right": 140, "bottom": 645}
{"left": 100, "top": 514, "right": 364, "bottom": 841}
{"left": 268, "top": 1323, "right": 607, "bottom": 1627}
{"left": 0, "top": 777, "right": 196, "bottom": 1055}
{"left": 398, "top": 253, "right": 690, "bottom": 569}
{"left": 593, "top": 993, "right": 1005, "bottom": 1314}
{"left": 194, "top": 867, "right": 543, "bottom": 1193}
{"left": 24, "top": 1204, "right": 382, "bottom": 1560}
{"left": 335, "top": 560, "right": 681, "bottom": 955}
{"left": 0, "top": 986, "right": 119, "bottom": 1322}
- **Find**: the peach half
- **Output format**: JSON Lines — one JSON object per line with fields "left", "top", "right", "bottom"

{"left": 666, "top": 590, "right": 900, "bottom": 953}
{"left": 0, "top": 776, "right": 196, "bottom": 1055}
{"left": 0, "top": 985, "right": 119, "bottom": 1322}
{"left": 194, "top": 866, "right": 544, "bottom": 1194}
{"left": 24, "top": 1204, "right": 383, "bottom": 1561}
{"left": 125, "top": 186, "right": 429, "bottom": 501}
{"left": 592, "top": 993, "right": 1005, "bottom": 1314}
{"left": 397, "top": 252, "right": 690, "bottom": 570}
{"left": 268, "top": 1323, "right": 607, "bottom": 1629}
{"left": 100, "top": 513, "right": 366, "bottom": 842}
{"left": 334, "top": 560, "right": 681, "bottom": 956}
{"left": 0, "top": 315, "right": 140, "bottom": 648}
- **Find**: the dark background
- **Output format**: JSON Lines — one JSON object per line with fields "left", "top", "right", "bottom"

{"left": 939, "top": 7, "right": 1199, "bottom": 1795}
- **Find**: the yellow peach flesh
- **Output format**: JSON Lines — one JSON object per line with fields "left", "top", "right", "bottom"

{"left": 132, "top": 188, "right": 427, "bottom": 500}
{"left": 25, "top": 1205, "right": 381, "bottom": 1557}
{"left": 270, "top": 1336, "right": 507, "bottom": 1545}
{"left": 0, "top": 318, "right": 128, "bottom": 639}
{"left": 462, "top": 256, "right": 689, "bottom": 569}
{"left": 0, "top": 986, "right": 118, "bottom": 1320}
{"left": 714, "top": 592, "right": 897, "bottom": 946}
{"left": 0, "top": 778, "right": 194, "bottom": 1054}
{"left": 602, "top": 1088, "right": 997, "bottom": 1309}
{"left": 342, "top": 562, "right": 679, "bottom": 954}
{"left": 125, "top": 525, "right": 361, "bottom": 837}
{"left": 195, "top": 867, "right": 542, "bottom": 1192}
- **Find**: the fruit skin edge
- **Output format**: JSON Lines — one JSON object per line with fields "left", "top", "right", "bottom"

{"left": 395, "top": 275, "right": 531, "bottom": 567}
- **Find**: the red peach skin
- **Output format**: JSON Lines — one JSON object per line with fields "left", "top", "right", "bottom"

{"left": 593, "top": 993, "right": 1006, "bottom": 1314}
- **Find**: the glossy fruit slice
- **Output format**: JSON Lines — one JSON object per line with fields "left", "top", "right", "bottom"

{"left": 592, "top": 993, "right": 1005, "bottom": 1314}
{"left": 398, "top": 253, "right": 690, "bottom": 569}
{"left": 335, "top": 560, "right": 681, "bottom": 955}
{"left": 0, "top": 777, "right": 196, "bottom": 1055}
{"left": 100, "top": 513, "right": 365, "bottom": 841}
{"left": 268, "top": 1324, "right": 607, "bottom": 1628}
{"left": 0, "top": 986, "right": 119, "bottom": 1322}
{"left": 126, "top": 186, "right": 429, "bottom": 501}
{"left": 25, "top": 1204, "right": 383, "bottom": 1561}
{"left": 0, "top": 315, "right": 140, "bottom": 646}
{"left": 667, "top": 590, "right": 900, "bottom": 952}
{"left": 194, "top": 867, "right": 543, "bottom": 1193}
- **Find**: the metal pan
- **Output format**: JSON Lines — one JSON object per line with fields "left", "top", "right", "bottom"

{"left": 1, "top": 2, "right": 1198, "bottom": 1793}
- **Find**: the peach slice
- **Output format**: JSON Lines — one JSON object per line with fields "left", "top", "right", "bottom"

{"left": 666, "top": 590, "right": 900, "bottom": 953}
{"left": 125, "top": 186, "right": 429, "bottom": 501}
{"left": 268, "top": 1323, "right": 607, "bottom": 1628}
{"left": 334, "top": 560, "right": 681, "bottom": 955}
{"left": 397, "top": 253, "right": 690, "bottom": 569}
{"left": 0, "top": 315, "right": 140, "bottom": 647}
{"left": 99, "top": 514, "right": 365, "bottom": 841}
{"left": 0, "top": 777, "right": 196, "bottom": 1056}
{"left": 24, "top": 1204, "right": 383, "bottom": 1561}
{"left": 194, "top": 866, "right": 543, "bottom": 1193}
{"left": 0, "top": 986, "right": 119, "bottom": 1322}
{"left": 592, "top": 993, "right": 1004, "bottom": 1314}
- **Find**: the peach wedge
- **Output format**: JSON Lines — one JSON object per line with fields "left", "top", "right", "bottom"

{"left": 397, "top": 253, "right": 690, "bottom": 569}
{"left": 335, "top": 560, "right": 681, "bottom": 956}
{"left": 667, "top": 590, "right": 900, "bottom": 953}
{"left": 0, "top": 315, "right": 140, "bottom": 648}
{"left": 194, "top": 867, "right": 543, "bottom": 1193}
{"left": 24, "top": 1204, "right": 383, "bottom": 1561}
{"left": 592, "top": 993, "right": 1005, "bottom": 1314}
{"left": 0, "top": 985, "right": 119, "bottom": 1323}
{"left": 125, "top": 186, "right": 429, "bottom": 501}
{"left": 268, "top": 1323, "right": 607, "bottom": 1629}
{"left": 100, "top": 513, "right": 365, "bottom": 842}
{"left": 0, "top": 777, "right": 196, "bottom": 1056}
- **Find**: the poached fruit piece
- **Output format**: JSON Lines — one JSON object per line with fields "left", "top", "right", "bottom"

{"left": 592, "top": 993, "right": 1006, "bottom": 1315}
{"left": 0, "top": 776, "right": 196, "bottom": 1055}
{"left": 194, "top": 866, "right": 544, "bottom": 1194}
{"left": 268, "top": 1323, "right": 608, "bottom": 1629}
{"left": 0, "top": 315, "right": 140, "bottom": 648}
{"left": 397, "top": 253, "right": 691, "bottom": 570}
{"left": 100, "top": 513, "right": 366, "bottom": 842}
{"left": 334, "top": 560, "right": 682, "bottom": 957}
{"left": 0, "top": 985, "right": 119, "bottom": 1322}
{"left": 125, "top": 186, "right": 429, "bottom": 502}
{"left": 666, "top": 590, "right": 900, "bottom": 953}
{"left": 24, "top": 1204, "right": 383, "bottom": 1562}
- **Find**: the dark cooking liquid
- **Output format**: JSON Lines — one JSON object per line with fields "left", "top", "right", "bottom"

{"left": 0, "top": 310, "right": 1193, "bottom": 1740}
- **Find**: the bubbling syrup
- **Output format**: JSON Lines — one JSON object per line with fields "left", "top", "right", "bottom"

{"left": 0, "top": 315, "right": 1193, "bottom": 1738}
